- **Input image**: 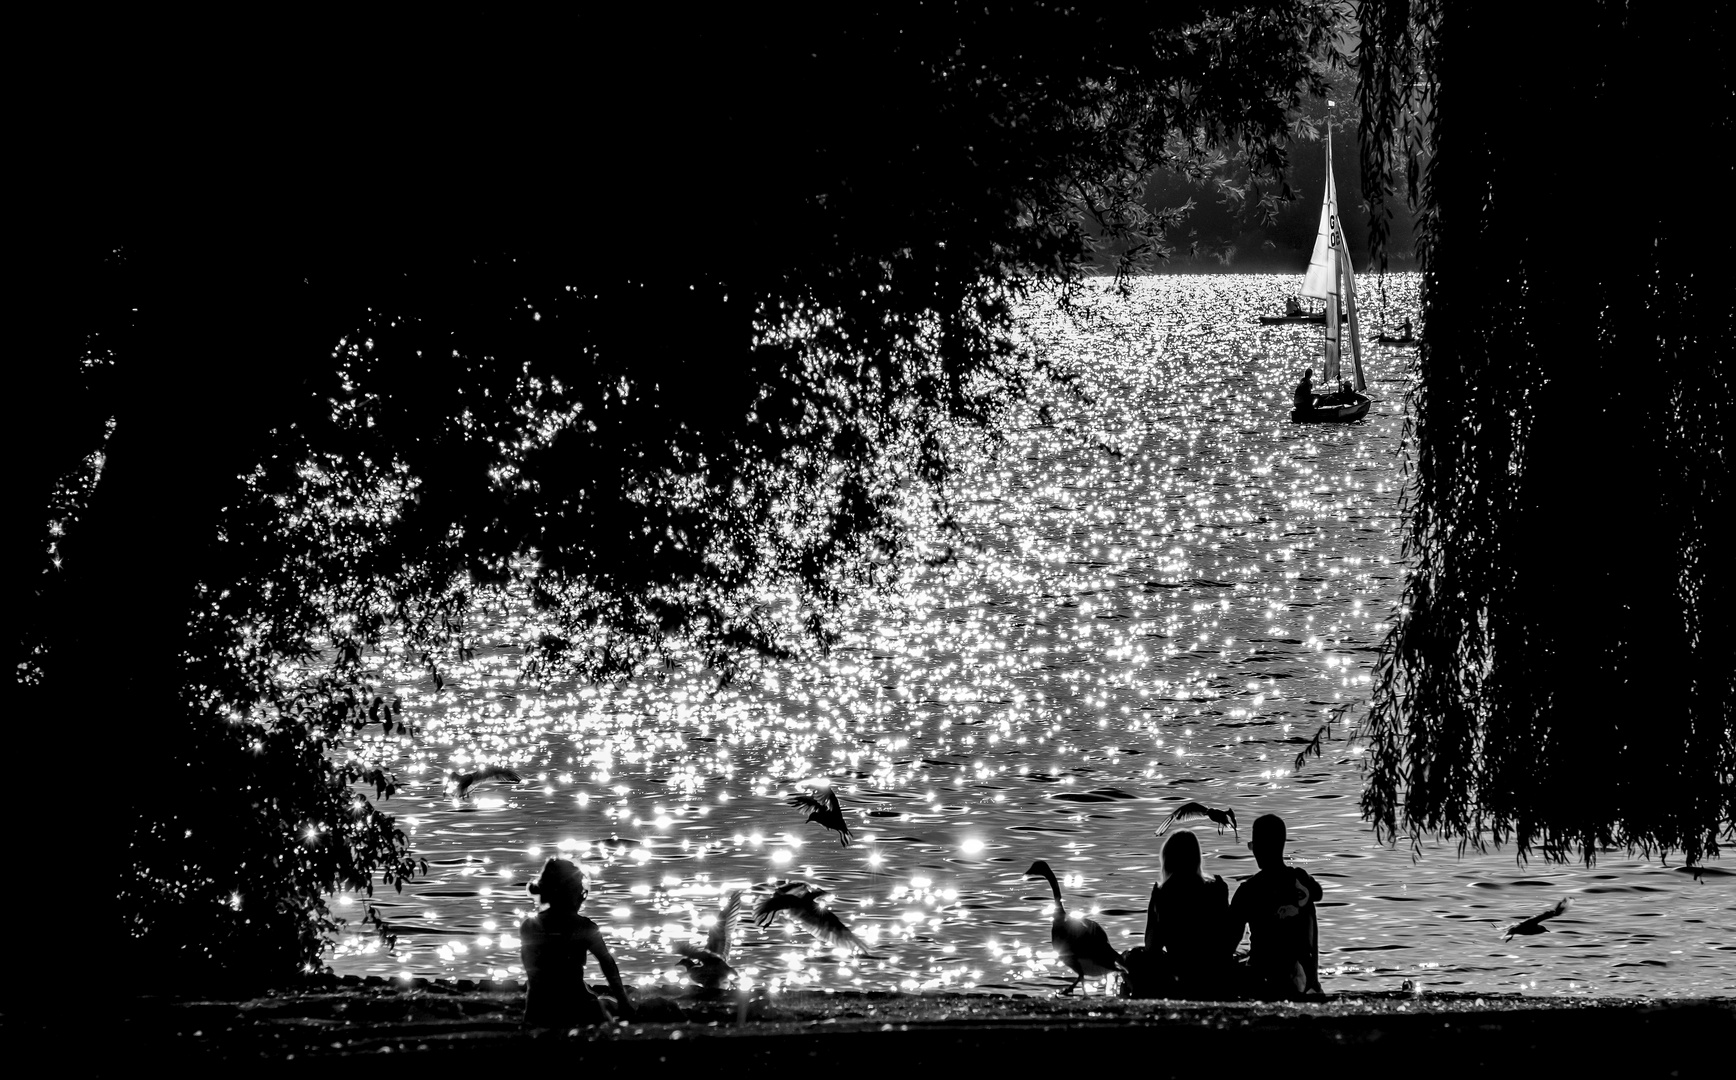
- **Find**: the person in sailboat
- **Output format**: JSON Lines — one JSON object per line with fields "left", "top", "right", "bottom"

{"left": 1293, "top": 368, "right": 1316, "bottom": 412}
{"left": 1285, "top": 295, "right": 1303, "bottom": 317}
{"left": 1400, "top": 317, "right": 1414, "bottom": 340}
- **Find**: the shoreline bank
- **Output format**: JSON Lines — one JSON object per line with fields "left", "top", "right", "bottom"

{"left": 79, "top": 980, "right": 1732, "bottom": 1073}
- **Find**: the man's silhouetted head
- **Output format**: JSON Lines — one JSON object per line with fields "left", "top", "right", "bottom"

{"left": 1250, "top": 813, "right": 1287, "bottom": 868}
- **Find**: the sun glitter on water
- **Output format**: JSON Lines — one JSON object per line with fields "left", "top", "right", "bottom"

{"left": 329, "top": 274, "right": 1735, "bottom": 999}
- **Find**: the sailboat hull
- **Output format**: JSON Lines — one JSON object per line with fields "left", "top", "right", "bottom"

{"left": 1257, "top": 312, "right": 1345, "bottom": 325}
{"left": 1290, "top": 393, "right": 1371, "bottom": 424}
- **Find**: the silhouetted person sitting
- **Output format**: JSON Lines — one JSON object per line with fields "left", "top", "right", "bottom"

{"left": 1285, "top": 296, "right": 1303, "bottom": 317}
{"left": 1400, "top": 317, "right": 1414, "bottom": 339}
{"left": 1293, "top": 368, "right": 1315, "bottom": 412}
{"left": 520, "top": 857, "right": 634, "bottom": 1027}
{"left": 1228, "top": 814, "right": 1324, "bottom": 1000}
{"left": 1139, "top": 829, "right": 1233, "bottom": 998}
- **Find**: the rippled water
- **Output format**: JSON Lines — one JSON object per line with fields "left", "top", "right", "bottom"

{"left": 330, "top": 274, "right": 1734, "bottom": 998}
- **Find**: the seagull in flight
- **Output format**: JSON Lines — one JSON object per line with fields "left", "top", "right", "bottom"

{"left": 1156, "top": 800, "right": 1239, "bottom": 839}
{"left": 446, "top": 765, "right": 524, "bottom": 798}
{"left": 753, "top": 881, "right": 870, "bottom": 955}
{"left": 675, "top": 890, "right": 743, "bottom": 989}
{"left": 787, "top": 781, "right": 853, "bottom": 846}
{"left": 1503, "top": 897, "right": 1572, "bottom": 942}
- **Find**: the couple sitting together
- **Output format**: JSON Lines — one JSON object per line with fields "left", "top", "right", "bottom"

{"left": 1125, "top": 813, "right": 1323, "bottom": 1000}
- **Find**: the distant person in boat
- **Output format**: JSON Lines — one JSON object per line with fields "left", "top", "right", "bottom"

{"left": 520, "top": 857, "right": 635, "bottom": 1027}
{"left": 1228, "top": 814, "right": 1324, "bottom": 1000}
{"left": 1400, "top": 317, "right": 1414, "bottom": 340}
{"left": 1285, "top": 296, "right": 1303, "bottom": 317}
{"left": 1293, "top": 368, "right": 1315, "bottom": 411}
{"left": 1134, "top": 829, "right": 1233, "bottom": 998}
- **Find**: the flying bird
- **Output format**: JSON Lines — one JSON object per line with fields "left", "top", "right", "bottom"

{"left": 753, "top": 880, "right": 870, "bottom": 955}
{"left": 1503, "top": 897, "right": 1572, "bottom": 942}
{"left": 1156, "top": 800, "right": 1239, "bottom": 839}
{"left": 787, "top": 782, "right": 853, "bottom": 846}
{"left": 1025, "top": 860, "right": 1127, "bottom": 995}
{"left": 675, "top": 890, "right": 742, "bottom": 990}
{"left": 446, "top": 765, "right": 524, "bottom": 798}
{"left": 752, "top": 880, "right": 830, "bottom": 924}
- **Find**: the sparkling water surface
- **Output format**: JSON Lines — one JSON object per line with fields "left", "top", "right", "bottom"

{"left": 330, "top": 274, "right": 1734, "bottom": 998}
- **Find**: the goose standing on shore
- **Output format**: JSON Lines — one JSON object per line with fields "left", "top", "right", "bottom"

{"left": 1025, "top": 860, "right": 1126, "bottom": 995}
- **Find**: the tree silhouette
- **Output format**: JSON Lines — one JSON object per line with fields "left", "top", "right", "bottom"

{"left": 17, "top": 8, "right": 1342, "bottom": 989}
{"left": 1355, "top": 1, "right": 1732, "bottom": 867}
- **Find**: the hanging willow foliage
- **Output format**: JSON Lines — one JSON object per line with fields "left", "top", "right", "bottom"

{"left": 1353, "top": 1, "right": 1733, "bottom": 866}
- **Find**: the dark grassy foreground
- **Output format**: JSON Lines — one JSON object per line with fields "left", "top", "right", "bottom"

{"left": 61, "top": 977, "right": 1729, "bottom": 1076}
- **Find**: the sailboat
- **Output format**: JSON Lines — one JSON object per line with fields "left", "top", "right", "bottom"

{"left": 1290, "top": 113, "right": 1371, "bottom": 423}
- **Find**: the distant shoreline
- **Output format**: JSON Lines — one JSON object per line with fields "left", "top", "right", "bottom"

{"left": 93, "top": 980, "right": 1731, "bottom": 1072}
{"left": 1081, "top": 261, "right": 1423, "bottom": 277}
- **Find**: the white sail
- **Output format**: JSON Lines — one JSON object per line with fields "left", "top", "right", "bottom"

{"left": 1300, "top": 125, "right": 1340, "bottom": 302}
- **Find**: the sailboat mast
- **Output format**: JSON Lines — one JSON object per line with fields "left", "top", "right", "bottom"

{"left": 1336, "top": 215, "right": 1366, "bottom": 393}
{"left": 1322, "top": 119, "right": 1341, "bottom": 386}
{"left": 1326, "top": 115, "right": 1367, "bottom": 394}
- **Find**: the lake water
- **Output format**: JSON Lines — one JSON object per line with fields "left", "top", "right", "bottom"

{"left": 330, "top": 274, "right": 1734, "bottom": 999}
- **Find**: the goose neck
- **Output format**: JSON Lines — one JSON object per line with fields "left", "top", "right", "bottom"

{"left": 1041, "top": 867, "right": 1065, "bottom": 911}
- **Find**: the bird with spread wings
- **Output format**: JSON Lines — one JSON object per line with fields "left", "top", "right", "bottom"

{"left": 753, "top": 881, "right": 870, "bottom": 955}
{"left": 787, "top": 782, "right": 853, "bottom": 846}
{"left": 1503, "top": 897, "right": 1572, "bottom": 942}
{"left": 675, "top": 890, "right": 743, "bottom": 989}
{"left": 446, "top": 764, "right": 524, "bottom": 798}
{"left": 1155, "top": 800, "right": 1238, "bottom": 839}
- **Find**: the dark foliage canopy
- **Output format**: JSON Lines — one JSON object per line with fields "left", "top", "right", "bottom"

{"left": 1354, "top": 1, "right": 1733, "bottom": 866}
{"left": 15, "top": 7, "right": 1339, "bottom": 989}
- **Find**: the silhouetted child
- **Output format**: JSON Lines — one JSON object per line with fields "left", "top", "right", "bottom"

{"left": 1227, "top": 813, "right": 1323, "bottom": 999}
{"left": 1293, "top": 368, "right": 1315, "bottom": 411}
{"left": 1138, "top": 829, "right": 1234, "bottom": 998}
{"left": 519, "top": 857, "right": 634, "bottom": 1027}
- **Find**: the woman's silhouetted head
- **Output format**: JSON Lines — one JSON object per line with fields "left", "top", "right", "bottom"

{"left": 527, "top": 857, "right": 587, "bottom": 912}
{"left": 1160, "top": 829, "right": 1206, "bottom": 885}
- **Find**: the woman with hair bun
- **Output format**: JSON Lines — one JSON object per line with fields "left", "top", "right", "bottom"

{"left": 519, "top": 857, "right": 634, "bottom": 1027}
